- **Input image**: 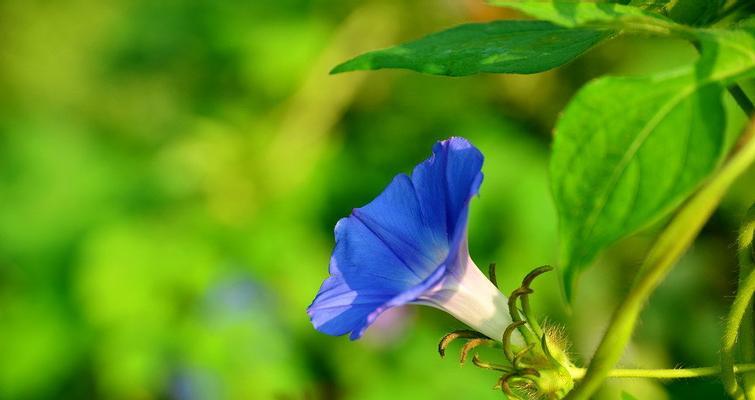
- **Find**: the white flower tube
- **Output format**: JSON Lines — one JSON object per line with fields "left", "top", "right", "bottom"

{"left": 414, "top": 242, "right": 520, "bottom": 343}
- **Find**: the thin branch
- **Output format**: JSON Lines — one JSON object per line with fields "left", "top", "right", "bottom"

{"left": 568, "top": 364, "right": 755, "bottom": 380}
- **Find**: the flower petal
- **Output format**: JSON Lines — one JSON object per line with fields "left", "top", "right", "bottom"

{"left": 308, "top": 137, "right": 484, "bottom": 339}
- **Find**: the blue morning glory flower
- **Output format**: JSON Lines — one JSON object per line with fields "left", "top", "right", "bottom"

{"left": 307, "top": 137, "right": 512, "bottom": 340}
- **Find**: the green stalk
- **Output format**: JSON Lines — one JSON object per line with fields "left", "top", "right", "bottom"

{"left": 565, "top": 117, "right": 755, "bottom": 400}
{"left": 723, "top": 206, "right": 755, "bottom": 399}
{"left": 742, "top": 207, "right": 755, "bottom": 399}
{"left": 722, "top": 264, "right": 755, "bottom": 400}
{"left": 568, "top": 364, "right": 755, "bottom": 380}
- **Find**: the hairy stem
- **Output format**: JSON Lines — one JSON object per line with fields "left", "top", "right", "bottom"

{"left": 742, "top": 208, "right": 755, "bottom": 400}
{"left": 565, "top": 117, "right": 755, "bottom": 400}
{"left": 723, "top": 268, "right": 755, "bottom": 400}
{"left": 723, "top": 206, "right": 755, "bottom": 399}
{"left": 568, "top": 364, "right": 755, "bottom": 380}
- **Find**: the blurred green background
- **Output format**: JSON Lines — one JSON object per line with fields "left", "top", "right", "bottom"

{"left": 0, "top": 1, "right": 753, "bottom": 399}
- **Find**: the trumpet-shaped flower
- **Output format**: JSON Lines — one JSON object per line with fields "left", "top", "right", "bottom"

{"left": 307, "top": 137, "right": 512, "bottom": 340}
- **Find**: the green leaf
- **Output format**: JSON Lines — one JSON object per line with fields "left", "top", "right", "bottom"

{"left": 628, "top": 0, "right": 721, "bottom": 25}
{"left": 488, "top": 0, "right": 672, "bottom": 28}
{"left": 621, "top": 391, "right": 639, "bottom": 400}
{"left": 331, "top": 20, "right": 610, "bottom": 76}
{"left": 694, "top": 29, "right": 755, "bottom": 85}
{"left": 664, "top": 0, "right": 722, "bottom": 26}
{"left": 628, "top": 0, "right": 670, "bottom": 13}
{"left": 551, "top": 68, "right": 728, "bottom": 300}
{"left": 551, "top": 26, "right": 755, "bottom": 300}
{"left": 735, "top": 15, "right": 755, "bottom": 34}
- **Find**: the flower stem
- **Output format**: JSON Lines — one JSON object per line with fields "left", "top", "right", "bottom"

{"left": 568, "top": 364, "right": 755, "bottom": 380}
{"left": 723, "top": 270, "right": 755, "bottom": 400}
{"left": 722, "top": 206, "right": 755, "bottom": 400}
{"left": 565, "top": 117, "right": 755, "bottom": 400}
{"left": 741, "top": 207, "right": 755, "bottom": 400}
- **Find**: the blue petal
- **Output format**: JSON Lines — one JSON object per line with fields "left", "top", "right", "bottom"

{"left": 308, "top": 137, "right": 484, "bottom": 339}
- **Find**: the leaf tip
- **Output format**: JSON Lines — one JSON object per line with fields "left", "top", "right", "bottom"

{"left": 560, "top": 262, "right": 580, "bottom": 308}
{"left": 329, "top": 61, "right": 351, "bottom": 75}
{"left": 330, "top": 53, "right": 375, "bottom": 75}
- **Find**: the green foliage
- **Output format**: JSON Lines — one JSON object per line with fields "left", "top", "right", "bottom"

{"left": 550, "top": 27, "right": 755, "bottom": 297}
{"left": 492, "top": 0, "right": 726, "bottom": 27}
{"left": 1, "top": 0, "right": 754, "bottom": 399}
{"left": 737, "top": 15, "right": 755, "bottom": 33}
{"left": 665, "top": 0, "right": 723, "bottom": 26}
{"left": 331, "top": 20, "right": 609, "bottom": 76}
{"left": 550, "top": 68, "right": 728, "bottom": 298}
{"left": 620, "top": 391, "right": 639, "bottom": 400}
{"left": 330, "top": 0, "right": 755, "bottom": 398}
{"left": 488, "top": 0, "right": 672, "bottom": 28}
{"left": 694, "top": 29, "right": 755, "bottom": 84}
